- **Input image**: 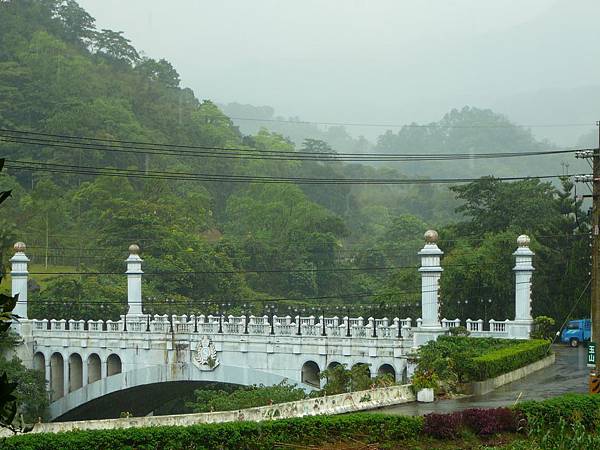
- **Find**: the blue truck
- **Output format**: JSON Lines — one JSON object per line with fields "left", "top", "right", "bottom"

{"left": 560, "top": 319, "right": 591, "bottom": 347}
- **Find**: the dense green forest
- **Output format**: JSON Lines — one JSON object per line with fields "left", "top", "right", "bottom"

{"left": 0, "top": 0, "right": 591, "bottom": 328}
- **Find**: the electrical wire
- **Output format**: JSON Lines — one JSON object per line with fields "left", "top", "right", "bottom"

{"left": 224, "top": 116, "right": 596, "bottom": 129}
{"left": 3, "top": 159, "right": 577, "bottom": 185}
{"left": 0, "top": 133, "right": 584, "bottom": 162}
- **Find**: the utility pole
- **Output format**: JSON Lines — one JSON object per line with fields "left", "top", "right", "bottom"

{"left": 574, "top": 124, "right": 600, "bottom": 385}
{"left": 594, "top": 121, "right": 600, "bottom": 374}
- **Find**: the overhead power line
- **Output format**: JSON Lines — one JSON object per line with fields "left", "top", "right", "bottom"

{"left": 3, "top": 159, "right": 575, "bottom": 185}
{"left": 0, "top": 128, "right": 585, "bottom": 161}
{"left": 27, "top": 280, "right": 539, "bottom": 309}
{"left": 225, "top": 116, "right": 595, "bottom": 130}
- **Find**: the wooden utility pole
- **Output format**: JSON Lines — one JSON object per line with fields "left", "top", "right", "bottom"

{"left": 594, "top": 121, "right": 600, "bottom": 373}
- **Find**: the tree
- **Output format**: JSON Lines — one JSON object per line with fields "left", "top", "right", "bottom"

{"left": 450, "top": 177, "right": 560, "bottom": 237}
{"left": 55, "top": 0, "right": 96, "bottom": 45}
{"left": 0, "top": 159, "right": 39, "bottom": 432}
{"left": 93, "top": 29, "right": 139, "bottom": 65}
{"left": 135, "top": 58, "right": 180, "bottom": 88}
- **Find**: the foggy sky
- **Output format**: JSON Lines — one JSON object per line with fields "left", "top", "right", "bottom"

{"left": 77, "top": 0, "right": 600, "bottom": 145}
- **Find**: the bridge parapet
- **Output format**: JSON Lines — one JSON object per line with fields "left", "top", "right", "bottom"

{"left": 8, "top": 232, "right": 537, "bottom": 419}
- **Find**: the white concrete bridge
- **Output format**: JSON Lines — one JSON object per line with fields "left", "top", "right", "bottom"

{"left": 8, "top": 231, "right": 535, "bottom": 420}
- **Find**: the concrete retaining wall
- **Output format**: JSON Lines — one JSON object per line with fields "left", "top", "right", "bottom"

{"left": 463, "top": 353, "right": 555, "bottom": 396}
{"left": 12, "top": 384, "right": 415, "bottom": 436}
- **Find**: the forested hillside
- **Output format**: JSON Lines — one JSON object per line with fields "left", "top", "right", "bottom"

{"left": 0, "top": 0, "right": 590, "bottom": 325}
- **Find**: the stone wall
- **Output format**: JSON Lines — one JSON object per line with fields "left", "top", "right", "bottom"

{"left": 13, "top": 384, "right": 415, "bottom": 436}
{"left": 462, "top": 353, "right": 556, "bottom": 396}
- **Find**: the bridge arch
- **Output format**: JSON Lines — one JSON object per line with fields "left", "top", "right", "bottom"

{"left": 68, "top": 353, "right": 83, "bottom": 392}
{"left": 377, "top": 363, "right": 396, "bottom": 381}
{"left": 50, "top": 362, "right": 315, "bottom": 420}
{"left": 50, "top": 352, "right": 64, "bottom": 401}
{"left": 351, "top": 362, "right": 371, "bottom": 377}
{"left": 301, "top": 360, "right": 320, "bottom": 387}
{"left": 87, "top": 353, "right": 101, "bottom": 384}
{"left": 107, "top": 354, "right": 122, "bottom": 376}
{"left": 33, "top": 352, "right": 45, "bottom": 373}
{"left": 326, "top": 361, "right": 342, "bottom": 370}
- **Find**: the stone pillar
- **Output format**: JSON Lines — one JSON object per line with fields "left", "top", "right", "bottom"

{"left": 44, "top": 360, "right": 51, "bottom": 388}
{"left": 413, "top": 230, "right": 447, "bottom": 346}
{"left": 62, "top": 354, "right": 69, "bottom": 399}
{"left": 82, "top": 356, "right": 88, "bottom": 387}
{"left": 419, "top": 230, "right": 443, "bottom": 327}
{"left": 126, "top": 244, "right": 143, "bottom": 317}
{"left": 510, "top": 234, "right": 534, "bottom": 338}
{"left": 10, "top": 242, "right": 29, "bottom": 320}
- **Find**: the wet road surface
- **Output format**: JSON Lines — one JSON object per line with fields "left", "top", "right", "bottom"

{"left": 378, "top": 344, "right": 589, "bottom": 416}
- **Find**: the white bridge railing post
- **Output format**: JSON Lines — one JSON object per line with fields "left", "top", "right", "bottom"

{"left": 413, "top": 230, "right": 447, "bottom": 346}
{"left": 10, "top": 242, "right": 29, "bottom": 321}
{"left": 126, "top": 244, "right": 143, "bottom": 317}
{"left": 509, "top": 234, "right": 535, "bottom": 339}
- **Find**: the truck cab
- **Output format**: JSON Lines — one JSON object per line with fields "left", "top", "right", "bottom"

{"left": 560, "top": 319, "right": 591, "bottom": 347}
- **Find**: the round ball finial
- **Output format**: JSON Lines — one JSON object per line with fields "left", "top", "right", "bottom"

{"left": 128, "top": 244, "right": 140, "bottom": 255}
{"left": 424, "top": 230, "right": 439, "bottom": 244}
{"left": 517, "top": 235, "right": 530, "bottom": 247}
{"left": 13, "top": 242, "right": 26, "bottom": 253}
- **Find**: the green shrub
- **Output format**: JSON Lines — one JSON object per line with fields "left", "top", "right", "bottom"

{"left": 448, "top": 325, "right": 470, "bottom": 336}
{"left": 530, "top": 316, "right": 556, "bottom": 340}
{"left": 186, "top": 381, "right": 307, "bottom": 413}
{"left": 515, "top": 393, "right": 600, "bottom": 431}
{"left": 411, "top": 369, "right": 439, "bottom": 392}
{"left": 466, "top": 339, "right": 550, "bottom": 381}
{"left": 415, "top": 336, "right": 548, "bottom": 385}
{"left": 1, "top": 413, "right": 424, "bottom": 450}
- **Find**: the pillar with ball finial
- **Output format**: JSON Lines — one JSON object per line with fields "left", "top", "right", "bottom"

{"left": 412, "top": 230, "right": 447, "bottom": 347}
{"left": 509, "top": 234, "right": 534, "bottom": 338}
{"left": 126, "top": 244, "right": 143, "bottom": 317}
{"left": 10, "top": 242, "right": 29, "bottom": 320}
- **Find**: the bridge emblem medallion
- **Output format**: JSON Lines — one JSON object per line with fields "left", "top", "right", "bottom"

{"left": 193, "top": 336, "right": 219, "bottom": 370}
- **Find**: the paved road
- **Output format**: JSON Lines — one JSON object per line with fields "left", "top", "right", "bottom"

{"left": 379, "top": 344, "right": 589, "bottom": 416}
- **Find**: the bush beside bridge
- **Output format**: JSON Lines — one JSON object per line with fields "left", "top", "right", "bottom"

{"left": 466, "top": 338, "right": 551, "bottom": 381}
{"left": 1, "top": 414, "right": 423, "bottom": 450}
{"left": 5, "top": 394, "right": 600, "bottom": 449}
{"left": 412, "top": 336, "right": 551, "bottom": 389}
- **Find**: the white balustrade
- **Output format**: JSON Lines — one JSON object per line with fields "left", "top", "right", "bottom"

{"left": 106, "top": 320, "right": 120, "bottom": 332}
{"left": 129, "top": 320, "right": 145, "bottom": 332}
{"left": 328, "top": 325, "right": 343, "bottom": 337}
{"left": 33, "top": 319, "right": 47, "bottom": 330}
{"left": 276, "top": 323, "right": 295, "bottom": 335}
{"left": 489, "top": 319, "right": 509, "bottom": 333}
{"left": 51, "top": 319, "right": 66, "bottom": 331}
{"left": 68, "top": 319, "right": 85, "bottom": 331}
{"left": 441, "top": 318, "right": 461, "bottom": 329}
{"left": 249, "top": 323, "right": 269, "bottom": 335}
{"left": 175, "top": 321, "right": 192, "bottom": 333}
{"left": 87, "top": 320, "right": 103, "bottom": 332}
{"left": 380, "top": 327, "right": 392, "bottom": 338}
{"left": 224, "top": 321, "right": 241, "bottom": 334}
{"left": 303, "top": 324, "right": 319, "bottom": 336}
{"left": 465, "top": 319, "right": 483, "bottom": 332}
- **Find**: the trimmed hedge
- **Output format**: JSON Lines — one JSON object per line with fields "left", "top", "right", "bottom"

{"left": 1, "top": 413, "right": 424, "bottom": 450}
{"left": 466, "top": 339, "right": 550, "bottom": 381}
{"left": 515, "top": 393, "right": 600, "bottom": 431}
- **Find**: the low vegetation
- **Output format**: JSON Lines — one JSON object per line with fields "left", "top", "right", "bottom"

{"left": 412, "top": 336, "right": 551, "bottom": 391}
{"left": 6, "top": 394, "right": 600, "bottom": 449}
{"left": 186, "top": 365, "right": 395, "bottom": 414}
{"left": 186, "top": 381, "right": 308, "bottom": 413}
